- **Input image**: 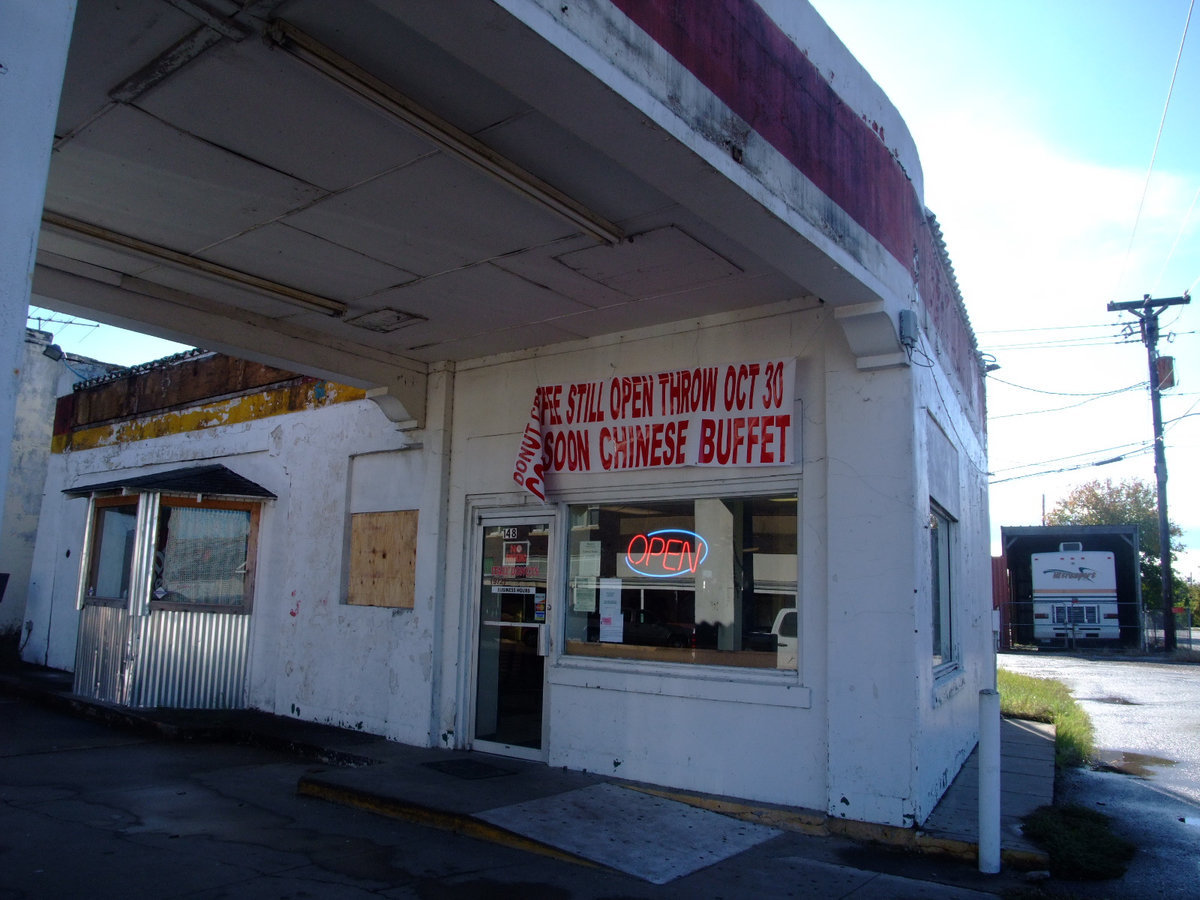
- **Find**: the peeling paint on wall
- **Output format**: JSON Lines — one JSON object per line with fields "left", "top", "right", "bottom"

{"left": 53, "top": 376, "right": 366, "bottom": 453}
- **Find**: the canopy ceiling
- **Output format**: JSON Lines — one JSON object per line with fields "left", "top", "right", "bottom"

{"left": 34, "top": 0, "right": 855, "bottom": 423}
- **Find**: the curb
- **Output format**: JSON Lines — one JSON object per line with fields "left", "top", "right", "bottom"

{"left": 631, "top": 783, "right": 1050, "bottom": 871}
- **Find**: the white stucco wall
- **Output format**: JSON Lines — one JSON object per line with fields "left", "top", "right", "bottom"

{"left": 22, "top": 302, "right": 987, "bottom": 823}
{"left": 442, "top": 302, "right": 884, "bottom": 811}
{"left": 440, "top": 296, "right": 987, "bottom": 822}
{"left": 25, "top": 394, "right": 444, "bottom": 745}
{"left": 0, "top": 2, "right": 76, "bottom": 565}
{"left": 12, "top": 0, "right": 987, "bottom": 827}
{"left": 2, "top": 333, "right": 62, "bottom": 645}
{"left": 910, "top": 333, "right": 993, "bottom": 823}
{"left": 3, "top": 331, "right": 113, "bottom": 651}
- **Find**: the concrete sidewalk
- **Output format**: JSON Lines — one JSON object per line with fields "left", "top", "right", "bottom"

{"left": 0, "top": 663, "right": 1053, "bottom": 881}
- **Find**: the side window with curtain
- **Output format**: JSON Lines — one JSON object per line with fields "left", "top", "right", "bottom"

{"left": 151, "top": 499, "right": 259, "bottom": 612}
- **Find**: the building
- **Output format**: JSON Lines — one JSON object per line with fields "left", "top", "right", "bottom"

{"left": 999, "top": 525, "right": 1142, "bottom": 649}
{"left": 4, "top": 1, "right": 990, "bottom": 828}
{"left": 0, "top": 328, "right": 116, "bottom": 660}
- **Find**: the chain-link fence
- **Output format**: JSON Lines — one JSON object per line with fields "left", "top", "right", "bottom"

{"left": 1143, "top": 609, "right": 1198, "bottom": 651}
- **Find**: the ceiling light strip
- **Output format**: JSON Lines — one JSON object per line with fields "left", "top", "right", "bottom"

{"left": 268, "top": 19, "right": 624, "bottom": 246}
{"left": 41, "top": 212, "right": 348, "bottom": 317}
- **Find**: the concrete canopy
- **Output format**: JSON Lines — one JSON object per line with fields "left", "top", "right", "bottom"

{"left": 33, "top": 1, "right": 924, "bottom": 428}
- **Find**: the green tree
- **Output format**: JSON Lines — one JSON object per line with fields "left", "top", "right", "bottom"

{"left": 1182, "top": 577, "right": 1200, "bottom": 618}
{"left": 1046, "top": 477, "right": 1186, "bottom": 611}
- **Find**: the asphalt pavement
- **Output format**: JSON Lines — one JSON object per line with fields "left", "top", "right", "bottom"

{"left": 998, "top": 650, "right": 1200, "bottom": 897}
{"left": 0, "top": 662, "right": 1035, "bottom": 898}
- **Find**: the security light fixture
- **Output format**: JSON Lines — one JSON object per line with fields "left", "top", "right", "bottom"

{"left": 42, "top": 343, "right": 64, "bottom": 361}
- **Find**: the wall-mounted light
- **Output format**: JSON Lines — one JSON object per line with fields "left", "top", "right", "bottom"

{"left": 267, "top": 19, "right": 624, "bottom": 246}
{"left": 42, "top": 343, "right": 64, "bottom": 361}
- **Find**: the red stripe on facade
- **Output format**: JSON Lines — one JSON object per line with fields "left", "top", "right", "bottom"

{"left": 610, "top": 0, "right": 920, "bottom": 274}
{"left": 611, "top": 0, "right": 983, "bottom": 425}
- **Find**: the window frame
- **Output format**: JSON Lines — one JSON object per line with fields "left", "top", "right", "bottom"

{"left": 80, "top": 491, "right": 263, "bottom": 616}
{"left": 930, "top": 501, "right": 956, "bottom": 669}
{"left": 81, "top": 495, "right": 141, "bottom": 607}
{"left": 560, "top": 491, "right": 799, "bottom": 671}
{"left": 148, "top": 496, "right": 261, "bottom": 615}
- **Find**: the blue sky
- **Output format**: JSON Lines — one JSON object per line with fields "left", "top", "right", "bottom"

{"left": 28, "top": 1, "right": 1200, "bottom": 577}
{"left": 811, "top": 0, "right": 1200, "bottom": 578}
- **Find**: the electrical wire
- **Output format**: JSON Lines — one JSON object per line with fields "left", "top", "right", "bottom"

{"left": 984, "top": 337, "right": 1133, "bottom": 352}
{"left": 1152, "top": 182, "right": 1200, "bottom": 294}
{"left": 988, "top": 447, "right": 1154, "bottom": 485}
{"left": 975, "top": 322, "right": 1123, "bottom": 335}
{"left": 1115, "top": 0, "right": 1195, "bottom": 290}
{"left": 990, "top": 395, "right": 1198, "bottom": 484}
{"left": 1164, "top": 396, "right": 1200, "bottom": 431}
{"left": 987, "top": 377, "right": 1144, "bottom": 398}
{"left": 990, "top": 390, "right": 1140, "bottom": 420}
{"left": 991, "top": 438, "right": 1154, "bottom": 475}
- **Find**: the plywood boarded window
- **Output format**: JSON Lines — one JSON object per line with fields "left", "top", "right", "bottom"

{"left": 348, "top": 510, "right": 417, "bottom": 608}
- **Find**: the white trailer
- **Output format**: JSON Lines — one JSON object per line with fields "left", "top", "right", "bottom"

{"left": 1032, "top": 543, "right": 1119, "bottom": 644}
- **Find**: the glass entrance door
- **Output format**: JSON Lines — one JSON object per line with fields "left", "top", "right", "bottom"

{"left": 473, "top": 518, "right": 551, "bottom": 756}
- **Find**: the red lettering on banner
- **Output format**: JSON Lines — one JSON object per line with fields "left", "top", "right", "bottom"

{"left": 600, "top": 420, "right": 689, "bottom": 470}
{"left": 566, "top": 381, "right": 605, "bottom": 424}
{"left": 656, "top": 366, "right": 719, "bottom": 414}
{"left": 515, "top": 359, "right": 794, "bottom": 496}
{"left": 609, "top": 375, "right": 654, "bottom": 419}
{"left": 512, "top": 422, "right": 547, "bottom": 501}
{"left": 543, "top": 429, "right": 592, "bottom": 472}
{"left": 723, "top": 362, "right": 761, "bottom": 411}
{"left": 762, "top": 361, "right": 786, "bottom": 408}
{"left": 537, "top": 385, "right": 564, "bottom": 426}
{"left": 697, "top": 414, "right": 791, "bottom": 465}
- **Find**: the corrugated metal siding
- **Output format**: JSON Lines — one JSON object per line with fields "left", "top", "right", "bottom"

{"left": 130, "top": 610, "right": 250, "bottom": 709}
{"left": 73, "top": 604, "right": 249, "bottom": 709}
{"left": 73, "top": 604, "right": 134, "bottom": 703}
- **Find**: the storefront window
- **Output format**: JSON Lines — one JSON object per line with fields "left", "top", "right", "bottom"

{"left": 564, "top": 495, "right": 798, "bottom": 669}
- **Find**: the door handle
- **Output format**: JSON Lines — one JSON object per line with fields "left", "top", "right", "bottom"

{"left": 537, "top": 622, "right": 550, "bottom": 657}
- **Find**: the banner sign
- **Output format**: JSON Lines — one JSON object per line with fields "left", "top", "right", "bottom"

{"left": 512, "top": 358, "right": 796, "bottom": 501}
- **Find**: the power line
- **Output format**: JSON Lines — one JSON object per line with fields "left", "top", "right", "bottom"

{"left": 1164, "top": 396, "right": 1200, "bottom": 430}
{"left": 1115, "top": 0, "right": 1195, "bottom": 291}
{"left": 1153, "top": 182, "right": 1200, "bottom": 293}
{"left": 981, "top": 327, "right": 1192, "bottom": 354}
{"left": 990, "top": 390, "right": 1141, "bottom": 420}
{"left": 991, "top": 437, "right": 1153, "bottom": 475}
{"left": 989, "top": 447, "right": 1153, "bottom": 485}
{"left": 983, "top": 336, "right": 1126, "bottom": 352}
{"left": 987, "top": 377, "right": 1144, "bottom": 397}
{"left": 975, "top": 322, "right": 1123, "bottom": 335}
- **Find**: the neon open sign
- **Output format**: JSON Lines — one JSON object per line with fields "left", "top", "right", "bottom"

{"left": 625, "top": 529, "right": 709, "bottom": 578}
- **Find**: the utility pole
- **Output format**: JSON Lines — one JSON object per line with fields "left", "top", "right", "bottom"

{"left": 1107, "top": 293, "right": 1190, "bottom": 651}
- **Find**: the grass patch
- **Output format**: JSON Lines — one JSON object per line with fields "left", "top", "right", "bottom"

{"left": 1021, "top": 804, "right": 1135, "bottom": 880}
{"left": 997, "top": 668, "right": 1095, "bottom": 768}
